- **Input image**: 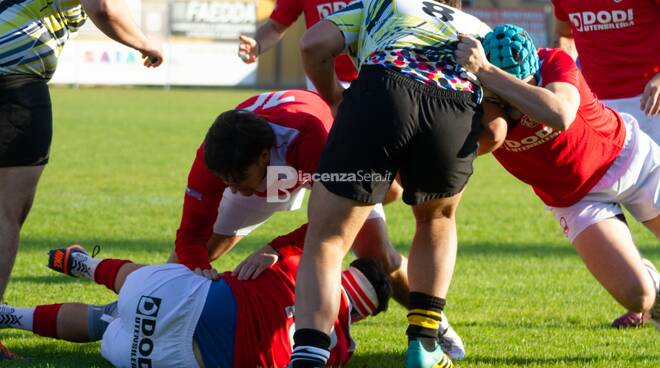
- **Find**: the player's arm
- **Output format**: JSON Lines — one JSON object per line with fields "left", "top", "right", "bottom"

{"left": 78, "top": 0, "right": 163, "bottom": 67}
{"left": 300, "top": 20, "right": 346, "bottom": 110}
{"left": 477, "top": 101, "right": 508, "bottom": 155}
{"left": 175, "top": 145, "right": 226, "bottom": 273}
{"left": 233, "top": 224, "right": 308, "bottom": 280}
{"left": 553, "top": 19, "right": 577, "bottom": 60}
{"left": 238, "top": 19, "right": 289, "bottom": 63}
{"left": 456, "top": 35, "right": 580, "bottom": 131}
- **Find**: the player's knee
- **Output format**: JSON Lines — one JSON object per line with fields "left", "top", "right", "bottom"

{"left": 620, "top": 285, "right": 655, "bottom": 313}
{"left": 377, "top": 247, "right": 403, "bottom": 274}
{"left": 639, "top": 287, "right": 656, "bottom": 312}
{"left": 87, "top": 302, "right": 118, "bottom": 341}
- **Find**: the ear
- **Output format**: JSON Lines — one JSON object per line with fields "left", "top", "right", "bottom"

{"left": 260, "top": 148, "right": 270, "bottom": 165}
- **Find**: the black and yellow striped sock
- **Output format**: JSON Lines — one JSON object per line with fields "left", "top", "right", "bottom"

{"left": 406, "top": 292, "right": 445, "bottom": 339}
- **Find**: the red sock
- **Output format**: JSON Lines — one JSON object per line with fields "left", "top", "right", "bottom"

{"left": 94, "top": 259, "right": 132, "bottom": 292}
{"left": 33, "top": 304, "right": 62, "bottom": 339}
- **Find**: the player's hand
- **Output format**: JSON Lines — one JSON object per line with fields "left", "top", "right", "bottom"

{"left": 233, "top": 245, "right": 279, "bottom": 280}
{"left": 641, "top": 72, "right": 660, "bottom": 116}
{"left": 140, "top": 37, "right": 164, "bottom": 68}
{"left": 238, "top": 35, "right": 259, "bottom": 64}
{"left": 193, "top": 267, "right": 219, "bottom": 280}
{"left": 455, "top": 34, "right": 490, "bottom": 76}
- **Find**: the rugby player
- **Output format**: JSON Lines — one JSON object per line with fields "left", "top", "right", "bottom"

{"left": 290, "top": 1, "right": 492, "bottom": 367}
{"left": 173, "top": 90, "right": 404, "bottom": 300}
{"left": 0, "top": 221, "right": 390, "bottom": 367}
{"left": 0, "top": 0, "right": 162, "bottom": 359}
{"left": 172, "top": 89, "right": 465, "bottom": 359}
{"left": 552, "top": 0, "right": 660, "bottom": 141}
{"left": 237, "top": 0, "right": 357, "bottom": 90}
{"left": 551, "top": 0, "right": 660, "bottom": 327}
{"left": 456, "top": 24, "right": 660, "bottom": 331}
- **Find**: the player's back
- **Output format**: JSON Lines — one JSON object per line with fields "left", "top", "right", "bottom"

{"left": 328, "top": 0, "right": 491, "bottom": 67}
{"left": 222, "top": 256, "right": 298, "bottom": 367}
{"left": 237, "top": 89, "right": 334, "bottom": 133}
{"left": 493, "top": 48, "right": 626, "bottom": 208}
{"left": 223, "top": 254, "right": 353, "bottom": 367}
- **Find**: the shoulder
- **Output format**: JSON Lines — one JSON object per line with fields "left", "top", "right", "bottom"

{"left": 539, "top": 48, "right": 576, "bottom": 74}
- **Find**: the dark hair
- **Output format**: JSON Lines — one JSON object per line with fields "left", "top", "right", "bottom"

{"left": 204, "top": 110, "right": 276, "bottom": 183}
{"left": 349, "top": 258, "right": 393, "bottom": 316}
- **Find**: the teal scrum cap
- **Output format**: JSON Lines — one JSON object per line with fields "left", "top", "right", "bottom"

{"left": 482, "top": 24, "right": 539, "bottom": 79}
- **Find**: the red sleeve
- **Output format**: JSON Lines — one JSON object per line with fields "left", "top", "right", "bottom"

{"left": 287, "top": 116, "right": 330, "bottom": 177}
{"left": 175, "top": 144, "right": 226, "bottom": 270}
{"left": 540, "top": 49, "right": 580, "bottom": 89}
{"left": 268, "top": 223, "right": 308, "bottom": 257}
{"left": 551, "top": 0, "right": 568, "bottom": 21}
{"left": 270, "top": 0, "right": 303, "bottom": 27}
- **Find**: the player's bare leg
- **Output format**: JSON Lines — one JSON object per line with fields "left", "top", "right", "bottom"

{"left": 573, "top": 218, "right": 658, "bottom": 316}
{"left": 0, "top": 166, "right": 44, "bottom": 299}
{"left": 642, "top": 215, "right": 660, "bottom": 239}
{"left": 0, "top": 301, "right": 117, "bottom": 343}
{"left": 292, "top": 183, "right": 373, "bottom": 367}
{"left": 0, "top": 166, "right": 44, "bottom": 361}
{"left": 406, "top": 192, "right": 463, "bottom": 368}
{"left": 612, "top": 216, "right": 660, "bottom": 328}
{"left": 352, "top": 214, "right": 465, "bottom": 360}
{"left": 352, "top": 217, "right": 409, "bottom": 306}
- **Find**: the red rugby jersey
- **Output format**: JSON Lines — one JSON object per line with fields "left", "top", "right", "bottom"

{"left": 492, "top": 49, "right": 626, "bottom": 208}
{"left": 270, "top": 0, "right": 358, "bottom": 83}
{"left": 552, "top": 0, "right": 660, "bottom": 99}
{"left": 223, "top": 224, "right": 355, "bottom": 367}
{"left": 175, "top": 90, "right": 333, "bottom": 270}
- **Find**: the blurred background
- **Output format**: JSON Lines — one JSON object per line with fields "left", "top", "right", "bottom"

{"left": 50, "top": 0, "right": 554, "bottom": 89}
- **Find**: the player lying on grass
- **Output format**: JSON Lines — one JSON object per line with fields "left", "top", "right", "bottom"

{"left": 171, "top": 89, "right": 465, "bottom": 359}
{"left": 0, "top": 221, "right": 391, "bottom": 367}
{"left": 456, "top": 24, "right": 660, "bottom": 328}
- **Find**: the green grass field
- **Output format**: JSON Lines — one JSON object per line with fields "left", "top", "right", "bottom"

{"left": 1, "top": 87, "right": 658, "bottom": 367}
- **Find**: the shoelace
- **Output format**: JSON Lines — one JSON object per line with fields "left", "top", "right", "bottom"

{"left": 91, "top": 244, "right": 101, "bottom": 258}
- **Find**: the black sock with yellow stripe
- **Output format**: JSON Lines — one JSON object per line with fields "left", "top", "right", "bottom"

{"left": 406, "top": 292, "right": 445, "bottom": 339}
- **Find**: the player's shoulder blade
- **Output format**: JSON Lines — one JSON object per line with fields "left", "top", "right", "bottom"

{"left": 236, "top": 90, "right": 305, "bottom": 112}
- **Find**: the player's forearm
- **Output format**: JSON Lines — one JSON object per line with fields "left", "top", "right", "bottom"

{"left": 207, "top": 233, "right": 242, "bottom": 261}
{"left": 175, "top": 236, "right": 213, "bottom": 270}
{"left": 175, "top": 209, "right": 216, "bottom": 270}
{"left": 477, "top": 66, "right": 575, "bottom": 130}
{"left": 254, "top": 20, "right": 288, "bottom": 55}
{"left": 80, "top": 0, "right": 149, "bottom": 52}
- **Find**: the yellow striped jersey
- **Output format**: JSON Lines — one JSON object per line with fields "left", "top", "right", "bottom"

{"left": 0, "top": 0, "right": 86, "bottom": 80}
{"left": 326, "top": 0, "right": 490, "bottom": 94}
